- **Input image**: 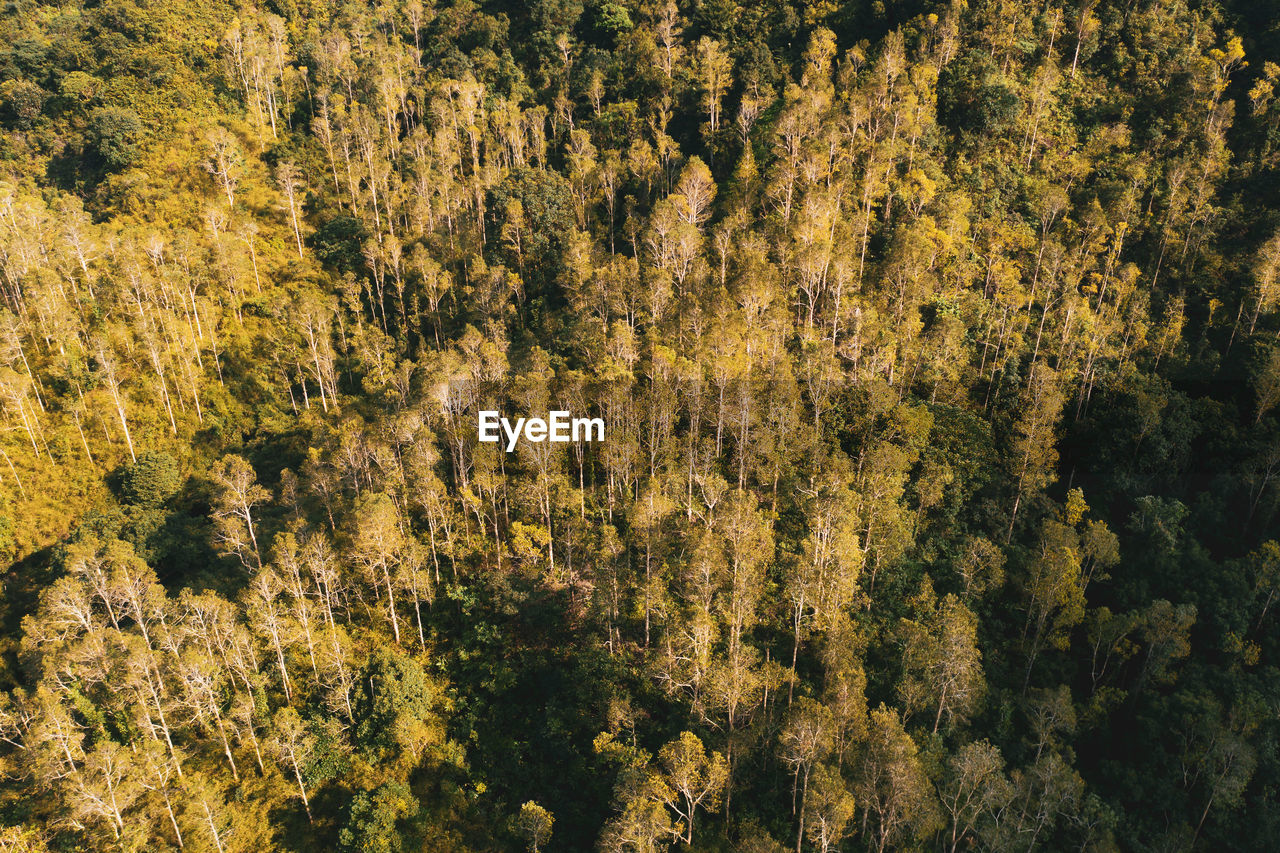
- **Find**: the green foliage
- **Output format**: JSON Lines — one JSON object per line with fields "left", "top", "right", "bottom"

{"left": 303, "top": 713, "right": 352, "bottom": 787}
{"left": 312, "top": 216, "right": 368, "bottom": 273}
{"left": 352, "top": 648, "right": 443, "bottom": 761}
{"left": 0, "top": 80, "right": 44, "bottom": 129}
{"left": 486, "top": 167, "right": 575, "bottom": 293}
{"left": 87, "top": 106, "right": 142, "bottom": 170}
{"left": 938, "top": 50, "right": 1022, "bottom": 138}
{"left": 592, "top": 2, "right": 633, "bottom": 38}
{"left": 338, "top": 781, "right": 419, "bottom": 853}
{"left": 119, "top": 451, "right": 180, "bottom": 508}
{"left": 58, "top": 72, "right": 103, "bottom": 107}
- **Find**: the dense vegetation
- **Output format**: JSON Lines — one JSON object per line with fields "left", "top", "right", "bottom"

{"left": 0, "top": 0, "right": 1278, "bottom": 850}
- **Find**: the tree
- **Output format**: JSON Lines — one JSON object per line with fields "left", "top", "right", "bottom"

{"left": 352, "top": 648, "right": 443, "bottom": 764}
{"left": 780, "top": 697, "right": 832, "bottom": 852}
{"left": 1136, "top": 599, "right": 1196, "bottom": 692}
{"left": 940, "top": 740, "right": 1014, "bottom": 853}
{"left": 955, "top": 537, "right": 1005, "bottom": 602}
{"left": 339, "top": 781, "right": 419, "bottom": 853}
{"left": 518, "top": 801, "right": 554, "bottom": 852}
{"left": 692, "top": 39, "right": 733, "bottom": 145}
{"left": 184, "top": 769, "right": 234, "bottom": 853}
{"left": 898, "top": 579, "right": 985, "bottom": 732}
{"left": 1010, "top": 749, "right": 1084, "bottom": 849}
{"left": 94, "top": 343, "right": 136, "bottom": 464}
{"left": 821, "top": 616, "right": 869, "bottom": 764}
{"left": 674, "top": 157, "right": 716, "bottom": 229}
{"left": 210, "top": 455, "right": 269, "bottom": 570}
{"left": 270, "top": 707, "right": 317, "bottom": 821}
{"left": 120, "top": 451, "right": 180, "bottom": 509}
{"left": 788, "top": 468, "right": 862, "bottom": 692}
{"left": 67, "top": 741, "right": 141, "bottom": 846}
{"left": 657, "top": 731, "right": 727, "bottom": 845}
{"left": 1021, "top": 520, "right": 1087, "bottom": 687}
{"left": 88, "top": 107, "right": 142, "bottom": 170}
{"left": 1256, "top": 344, "right": 1280, "bottom": 423}
{"left": 276, "top": 161, "right": 307, "bottom": 259}
{"left": 599, "top": 775, "right": 680, "bottom": 853}
{"left": 0, "top": 825, "right": 51, "bottom": 852}
{"left": 1007, "top": 364, "right": 1065, "bottom": 538}
{"left": 804, "top": 763, "right": 856, "bottom": 853}
{"left": 1, "top": 80, "right": 44, "bottom": 129}
{"left": 854, "top": 707, "right": 942, "bottom": 853}
{"left": 597, "top": 734, "right": 681, "bottom": 853}
{"left": 204, "top": 127, "right": 244, "bottom": 208}
{"left": 629, "top": 479, "right": 675, "bottom": 647}
{"left": 246, "top": 567, "right": 298, "bottom": 701}
{"left": 348, "top": 493, "right": 407, "bottom": 644}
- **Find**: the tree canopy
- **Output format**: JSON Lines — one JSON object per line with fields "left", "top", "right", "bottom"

{"left": 0, "top": 0, "right": 1277, "bottom": 850}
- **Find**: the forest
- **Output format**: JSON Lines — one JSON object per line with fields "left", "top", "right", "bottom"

{"left": 0, "top": 0, "right": 1277, "bottom": 849}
